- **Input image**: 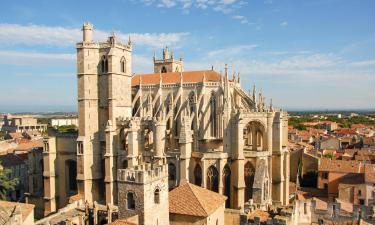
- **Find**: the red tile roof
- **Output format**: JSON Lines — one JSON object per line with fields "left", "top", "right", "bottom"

{"left": 0, "top": 200, "right": 34, "bottom": 221}
{"left": 319, "top": 158, "right": 364, "bottom": 173}
{"left": 132, "top": 70, "right": 221, "bottom": 86}
{"left": 108, "top": 220, "right": 137, "bottom": 225}
{"left": 364, "top": 164, "right": 375, "bottom": 183}
{"left": 335, "top": 128, "right": 358, "bottom": 135}
{"left": 169, "top": 182, "right": 226, "bottom": 217}
{"left": 248, "top": 209, "right": 269, "bottom": 222}
{"left": 351, "top": 124, "right": 366, "bottom": 129}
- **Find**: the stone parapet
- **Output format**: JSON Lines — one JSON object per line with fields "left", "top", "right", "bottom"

{"left": 117, "top": 164, "right": 168, "bottom": 184}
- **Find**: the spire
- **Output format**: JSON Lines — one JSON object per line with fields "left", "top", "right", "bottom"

{"left": 224, "top": 64, "right": 229, "bottom": 80}
{"left": 237, "top": 72, "right": 240, "bottom": 83}
{"left": 153, "top": 50, "right": 156, "bottom": 61}
{"left": 128, "top": 35, "right": 131, "bottom": 45}
{"left": 269, "top": 98, "right": 274, "bottom": 112}
{"left": 252, "top": 84, "right": 256, "bottom": 102}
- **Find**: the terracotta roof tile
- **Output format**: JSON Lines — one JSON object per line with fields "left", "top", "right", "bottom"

{"left": 108, "top": 219, "right": 137, "bottom": 225}
{"left": 132, "top": 70, "right": 221, "bottom": 86}
{"left": 364, "top": 164, "right": 375, "bottom": 183}
{"left": 248, "top": 209, "right": 269, "bottom": 222}
{"left": 169, "top": 182, "right": 226, "bottom": 217}
{"left": 319, "top": 158, "right": 364, "bottom": 173}
{"left": 0, "top": 200, "right": 34, "bottom": 221}
{"left": 335, "top": 128, "right": 358, "bottom": 135}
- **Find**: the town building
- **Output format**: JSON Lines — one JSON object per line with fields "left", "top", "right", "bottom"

{"left": 51, "top": 117, "right": 78, "bottom": 127}
{"left": 1, "top": 114, "right": 47, "bottom": 133}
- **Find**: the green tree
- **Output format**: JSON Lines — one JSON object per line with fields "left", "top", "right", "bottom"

{"left": 323, "top": 153, "right": 334, "bottom": 159}
{"left": 0, "top": 166, "right": 18, "bottom": 200}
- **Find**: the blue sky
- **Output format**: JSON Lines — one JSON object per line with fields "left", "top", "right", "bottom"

{"left": 0, "top": 0, "right": 374, "bottom": 112}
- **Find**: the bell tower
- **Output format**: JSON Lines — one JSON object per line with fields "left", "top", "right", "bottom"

{"left": 76, "top": 22, "right": 133, "bottom": 204}
{"left": 153, "top": 46, "right": 184, "bottom": 73}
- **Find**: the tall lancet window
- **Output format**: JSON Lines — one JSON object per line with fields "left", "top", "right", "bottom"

{"left": 210, "top": 92, "right": 217, "bottom": 137}
{"left": 188, "top": 92, "right": 195, "bottom": 116}
{"left": 100, "top": 57, "right": 105, "bottom": 73}
{"left": 100, "top": 56, "right": 108, "bottom": 73}
{"left": 120, "top": 57, "right": 126, "bottom": 73}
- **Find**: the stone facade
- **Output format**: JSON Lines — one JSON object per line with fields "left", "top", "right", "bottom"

{"left": 117, "top": 164, "right": 169, "bottom": 225}
{"left": 42, "top": 132, "right": 78, "bottom": 216}
{"left": 74, "top": 22, "right": 290, "bottom": 213}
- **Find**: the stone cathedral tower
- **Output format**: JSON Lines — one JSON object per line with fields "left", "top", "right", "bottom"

{"left": 76, "top": 22, "right": 133, "bottom": 204}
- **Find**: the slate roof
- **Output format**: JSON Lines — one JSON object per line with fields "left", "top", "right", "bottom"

{"left": 169, "top": 182, "right": 227, "bottom": 217}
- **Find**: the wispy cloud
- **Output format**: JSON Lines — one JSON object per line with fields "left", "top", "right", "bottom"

{"left": 135, "top": 0, "right": 247, "bottom": 17}
{"left": 207, "top": 44, "right": 258, "bottom": 58}
{"left": 232, "top": 15, "right": 248, "bottom": 24}
{"left": 0, "top": 23, "right": 189, "bottom": 48}
{"left": 0, "top": 50, "right": 75, "bottom": 65}
{"left": 280, "top": 21, "right": 288, "bottom": 27}
{"left": 349, "top": 59, "right": 375, "bottom": 67}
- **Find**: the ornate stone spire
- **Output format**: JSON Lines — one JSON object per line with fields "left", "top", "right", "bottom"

{"left": 269, "top": 98, "right": 274, "bottom": 112}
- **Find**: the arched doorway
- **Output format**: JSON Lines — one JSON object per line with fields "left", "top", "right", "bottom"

{"left": 222, "top": 165, "right": 231, "bottom": 208}
{"left": 194, "top": 164, "right": 202, "bottom": 186}
{"left": 244, "top": 162, "right": 255, "bottom": 203}
{"left": 207, "top": 165, "right": 219, "bottom": 193}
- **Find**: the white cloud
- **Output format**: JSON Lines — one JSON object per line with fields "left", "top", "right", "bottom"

{"left": 232, "top": 15, "right": 249, "bottom": 24}
{"left": 157, "top": 0, "right": 176, "bottom": 8}
{"left": 207, "top": 44, "right": 258, "bottom": 58}
{"left": 135, "top": 0, "right": 245, "bottom": 15}
{"left": 0, "top": 23, "right": 189, "bottom": 48}
{"left": 0, "top": 50, "right": 75, "bottom": 65}
{"left": 349, "top": 59, "right": 375, "bottom": 67}
{"left": 280, "top": 21, "right": 288, "bottom": 27}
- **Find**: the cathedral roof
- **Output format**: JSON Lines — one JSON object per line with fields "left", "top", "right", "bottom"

{"left": 132, "top": 70, "right": 221, "bottom": 86}
{"left": 169, "top": 182, "right": 227, "bottom": 217}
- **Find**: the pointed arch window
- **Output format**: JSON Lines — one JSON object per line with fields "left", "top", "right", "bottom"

{"left": 210, "top": 92, "right": 217, "bottom": 137}
{"left": 207, "top": 165, "right": 219, "bottom": 193}
{"left": 194, "top": 164, "right": 202, "bottom": 186}
{"left": 244, "top": 162, "right": 255, "bottom": 203}
{"left": 100, "top": 56, "right": 108, "bottom": 73}
{"left": 161, "top": 66, "right": 167, "bottom": 73}
{"left": 120, "top": 57, "right": 126, "bottom": 73}
{"left": 154, "top": 189, "right": 160, "bottom": 204}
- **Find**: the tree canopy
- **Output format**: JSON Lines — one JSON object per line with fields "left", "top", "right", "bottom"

{"left": 0, "top": 166, "right": 18, "bottom": 200}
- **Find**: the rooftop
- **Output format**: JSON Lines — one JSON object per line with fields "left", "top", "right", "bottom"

{"left": 132, "top": 70, "right": 222, "bottom": 86}
{"left": 0, "top": 200, "right": 34, "bottom": 222}
{"left": 319, "top": 158, "right": 364, "bottom": 173}
{"left": 169, "top": 182, "right": 227, "bottom": 217}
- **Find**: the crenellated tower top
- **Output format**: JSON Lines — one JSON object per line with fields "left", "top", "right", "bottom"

{"left": 117, "top": 164, "right": 168, "bottom": 184}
